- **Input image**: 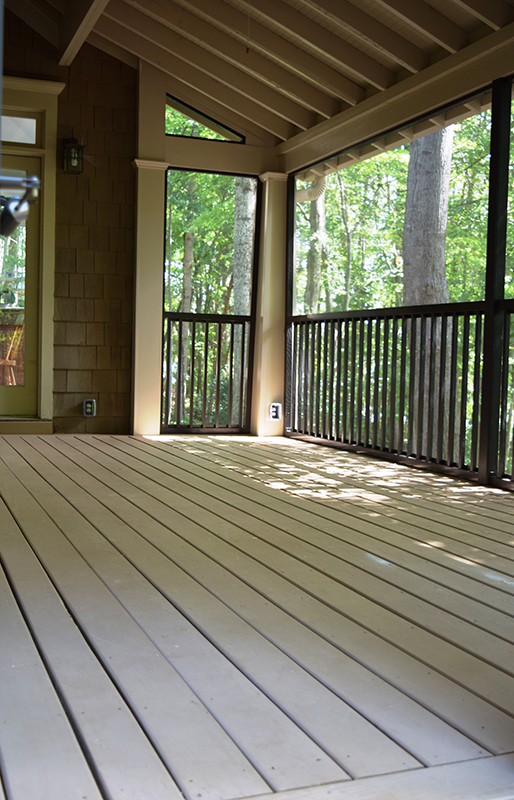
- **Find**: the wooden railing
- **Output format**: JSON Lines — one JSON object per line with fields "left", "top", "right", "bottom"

{"left": 286, "top": 302, "right": 490, "bottom": 480}
{"left": 162, "top": 312, "right": 252, "bottom": 432}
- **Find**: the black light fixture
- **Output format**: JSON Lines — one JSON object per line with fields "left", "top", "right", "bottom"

{"left": 62, "top": 138, "right": 85, "bottom": 174}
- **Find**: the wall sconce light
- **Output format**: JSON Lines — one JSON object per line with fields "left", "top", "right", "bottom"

{"left": 62, "top": 139, "right": 85, "bottom": 174}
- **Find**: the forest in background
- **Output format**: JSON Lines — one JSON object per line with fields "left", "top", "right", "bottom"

{"left": 294, "top": 110, "right": 503, "bottom": 315}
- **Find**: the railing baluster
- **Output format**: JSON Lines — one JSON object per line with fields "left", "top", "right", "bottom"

{"left": 470, "top": 313, "right": 483, "bottom": 472}
{"left": 498, "top": 310, "right": 510, "bottom": 477}
{"left": 316, "top": 321, "right": 322, "bottom": 437}
{"left": 189, "top": 321, "right": 196, "bottom": 427}
{"left": 239, "top": 322, "right": 247, "bottom": 429}
{"left": 437, "top": 314, "right": 448, "bottom": 464}
{"left": 297, "top": 323, "right": 304, "bottom": 432}
{"left": 342, "top": 319, "right": 349, "bottom": 442}
{"left": 407, "top": 315, "right": 416, "bottom": 456}
{"left": 381, "top": 316, "right": 389, "bottom": 451}
{"left": 303, "top": 323, "right": 310, "bottom": 434}
{"left": 398, "top": 316, "right": 408, "bottom": 455}
{"left": 202, "top": 321, "right": 209, "bottom": 428}
{"left": 372, "top": 318, "right": 381, "bottom": 450}
{"left": 459, "top": 314, "right": 471, "bottom": 469}
{"left": 390, "top": 316, "right": 398, "bottom": 453}
{"left": 356, "top": 318, "right": 364, "bottom": 446}
{"left": 328, "top": 320, "right": 335, "bottom": 439}
{"left": 335, "top": 320, "right": 342, "bottom": 441}
{"left": 426, "top": 315, "right": 437, "bottom": 462}
{"left": 365, "top": 318, "right": 373, "bottom": 447}
{"left": 322, "top": 321, "right": 329, "bottom": 438}
{"left": 350, "top": 319, "right": 357, "bottom": 444}
{"left": 447, "top": 315, "right": 459, "bottom": 466}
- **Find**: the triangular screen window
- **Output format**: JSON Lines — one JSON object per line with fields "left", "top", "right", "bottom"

{"left": 165, "top": 95, "right": 244, "bottom": 143}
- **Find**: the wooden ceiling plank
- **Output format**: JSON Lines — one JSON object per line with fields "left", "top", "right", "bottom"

{"left": 170, "top": 0, "right": 365, "bottom": 104}
{"left": 127, "top": 0, "right": 340, "bottom": 118}
{"left": 4, "top": 0, "right": 59, "bottom": 46}
{"left": 309, "top": 0, "right": 429, "bottom": 73}
{"left": 244, "top": 0, "right": 395, "bottom": 90}
{"left": 105, "top": 0, "right": 316, "bottom": 130}
{"left": 451, "top": 0, "right": 513, "bottom": 30}
{"left": 94, "top": 16, "right": 296, "bottom": 140}
{"left": 59, "top": 0, "right": 111, "bottom": 66}
{"left": 373, "top": 0, "right": 469, "bottom": 53}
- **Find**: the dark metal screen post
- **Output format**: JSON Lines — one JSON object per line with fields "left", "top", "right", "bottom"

{"left": 478, "top": 77, "right": 511, "bottom": 483}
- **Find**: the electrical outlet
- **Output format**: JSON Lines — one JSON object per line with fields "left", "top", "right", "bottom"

{"left": 269, "top": 402, "right": 282, "bottom": 420}
{"left": 83, "top": 399, "right": 96, "bottom": 417}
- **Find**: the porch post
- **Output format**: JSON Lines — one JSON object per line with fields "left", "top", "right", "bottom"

{"left": 478, "top": 77, "right": 511, "bottom": 483}
{"left": 251, "top": 172, "right": 288, "bottom": 436}
{"left": 132, "top": 159, "right": 168, "bottom": 435}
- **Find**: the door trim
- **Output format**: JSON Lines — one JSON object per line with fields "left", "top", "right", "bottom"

{"left": 2, "top": 76, "right": 65, "bottom": 421}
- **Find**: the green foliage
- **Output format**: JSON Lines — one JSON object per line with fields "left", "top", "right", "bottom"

{"left": 295, "top": 110, "right": 492, "bottom": 313}
{"left": 165, "top": 104, "right": 228, "bottom": 140}
{"left": 165, "top": 170, "right": 238, "bottom": 314}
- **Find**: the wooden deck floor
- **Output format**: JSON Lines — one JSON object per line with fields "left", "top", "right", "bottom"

{"left": 1, "top": 434, "right": 514, "bottom": 800}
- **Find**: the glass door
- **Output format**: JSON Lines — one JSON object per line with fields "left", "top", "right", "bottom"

{"left": 0, "top": 155, "right": 40, "bottom": 416}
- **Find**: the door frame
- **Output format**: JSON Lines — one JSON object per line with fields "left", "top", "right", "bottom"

{"left": 2, "top": 76, "right": 65, "bottom": 422}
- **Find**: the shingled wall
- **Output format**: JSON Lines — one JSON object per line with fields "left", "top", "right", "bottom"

{"left": 4, "top": 11, "right": 137, "bottom": 433}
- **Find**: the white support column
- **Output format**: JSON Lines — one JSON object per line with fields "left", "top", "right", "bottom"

{"left": 132, "top": 159, "right": 168, "bottom": 435}
{"left": 251, "top": 172, "right": 288, "bottom": 436}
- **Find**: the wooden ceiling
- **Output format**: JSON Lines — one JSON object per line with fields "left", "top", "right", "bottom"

{"left": 7, "top": 0, "right": 514, "bottom": 150}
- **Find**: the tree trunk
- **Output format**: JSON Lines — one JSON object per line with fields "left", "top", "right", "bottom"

{"left": 305, "top": 194, "right": 326, "bottom": 313}
{"left": 336, "top": 173, "right": 352, "bottom": 311}
{"left": 403, "top": 127, "right": 454, "bottom": 306}
{"left": 179, "top": 230, "right": 194, "bottom": 422}
{"left": 233, "top": 177, "right": 256, "bottom": 315}
{"left": 231, "top": 177, "right": 257, "bottom": 424}
{"left": 402, "top": 127, "right": 454, "bottom": 459}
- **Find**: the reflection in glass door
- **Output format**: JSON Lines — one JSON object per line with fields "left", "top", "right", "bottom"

{"left": 0, "top": 155, "right": 40, "bottom": 416}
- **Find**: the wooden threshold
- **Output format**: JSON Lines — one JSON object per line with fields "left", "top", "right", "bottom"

{"left": 1, "top": 434, "right": 514, "bottom": 800}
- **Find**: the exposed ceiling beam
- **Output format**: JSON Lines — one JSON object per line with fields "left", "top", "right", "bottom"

{"left": 125, "top": 0, "right": 341, "bottom": 119}
{"left": 4, "top": 0, "right": 59, "bottom": 46}
{"left": 309, "top": 0, "right": 429, "bottom": 73}
{"left": 241, "top": 0, "right": 395, "bottom": 90}
{"left": 170, "top": 0, "right": 365, "bottom": 104}
{"left": 87, "top": 30, "right": 139, "bottom": 69}
{"left": 105, "top": 0, "right": 317, "bottom": 130}
{"left": 373, "top": 0, "right": 469, "bottom": 53}
{"left": 451, "top": 0, "right": 513, "bottom": 30}
{"left": 59, "top": 0, "right": 111, "bottom": 66}
{"left": 94, "top": 16, "right": 297, "bottom": 141}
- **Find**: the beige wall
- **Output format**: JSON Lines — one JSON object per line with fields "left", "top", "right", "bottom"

{"left": 4, "top": 11, "right": 137, "bottom": 433}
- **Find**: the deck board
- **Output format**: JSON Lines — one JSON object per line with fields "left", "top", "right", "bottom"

{"left": 1, "top": 434, "right": 514, "bottom": 800}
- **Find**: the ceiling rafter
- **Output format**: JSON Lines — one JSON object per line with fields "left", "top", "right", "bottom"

{"left": 59, "top": 0, "right": 111, "bottom": 65}
{"left": 94, "top": 16, "right": 297, "bottom": 141}
{"left": 104, "top": 0, "right": 316, "bottom": 131}
{"left": 124, "top": 0, "right": 341, "bottom": 119}
{"left": 373, "top": 0, "right": 469, "bottom": 53}
{"left": 450, "top": 0, "right": 513, "bottom": 30}
{"left": 236, "top": 0, "right": 395, "bottom": 90}
{"left": 308, "top": 0, "right": 429, "bottom": 73}
{"left": 169, "top": 0, "right": 366, "bottom": 104}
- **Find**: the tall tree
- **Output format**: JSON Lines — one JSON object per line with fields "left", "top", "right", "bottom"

{"left": 402, "top": 126, "right": 454, "bottom": 459}
{"left": 403, "top": 127, "right": 454, "bottom": 305}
